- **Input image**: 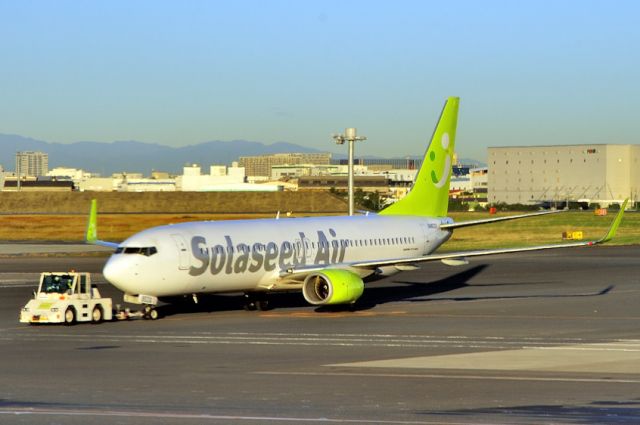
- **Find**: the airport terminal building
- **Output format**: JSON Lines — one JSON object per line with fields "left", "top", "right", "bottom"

{"left": 488, "top": 144, "right": 640, "bottom": 206}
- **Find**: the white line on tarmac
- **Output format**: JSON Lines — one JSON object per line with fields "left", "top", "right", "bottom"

{"left": 255, "top": 370, "right": 640, "bottom": 384}
{"left": 3, "top": 332, "right": 640, "bottom": 351}
{"left": 0, "top": 408, "right": 486, "bottom": 425}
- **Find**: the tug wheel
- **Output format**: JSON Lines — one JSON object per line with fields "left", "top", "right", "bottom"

{"left": 91, "top": 306, "right": 103, "bottom": 323}
{"left": 64, "top": 307, "right": 76, "bottom": 325}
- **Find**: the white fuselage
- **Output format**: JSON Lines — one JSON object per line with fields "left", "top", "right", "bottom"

{"left": 103, "top": 214, "right": 453, "bottom": 298}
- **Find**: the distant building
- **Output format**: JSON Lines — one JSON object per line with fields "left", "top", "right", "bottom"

{"left": 117, "top": 178, "right": 176, "bottom": 192}
{"left": 332, "top": 158, "right": 422, "bottom": 170}
{"left": 298, "top": 175, "right": 390, "bottom": 193}
{"left": 47, "top": 167, "right": 94, "bottom": 189}
{"left": 470, "top": 167, "right": 488, "bottom": 203}
{"left": 112, "top": 172, "right": 143, "bottom": 179}
{"left": 240, "top": 153, "right": 331, "bottom": 178}
{"left": 3, "top": 179, "right": 73, "bottom": 192}
{"left": 488, "top": 144, "right": 640, "bottom": 206}
{"left": 176, "top": 164, "right": 248, "bottom": 191}
{"left": 16, "top": 151, "right": 48, "bottom": 177}
{"left": 151, "top": 171, "right": 170, "bottom": 180}
{"left": 271, "top": 164, "right": 340, "bottom": 180}
{"left": 79, "top": 177, "right": 115, "bottom": 192}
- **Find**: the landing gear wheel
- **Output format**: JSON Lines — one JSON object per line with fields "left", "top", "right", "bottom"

{"left": 256, "top": 299, "right": 270, "bottom": 311}
{"left": 64, "top": 307, "right": 76, "bottom": 325}
{"left": 91, "top": 306, "right": 103, "bottom": 323}
{"left": 148, "top": 308, "right": 159, "bottom": 320}
{"left": 143, "top": 305, "right": 159, "bottom": 320}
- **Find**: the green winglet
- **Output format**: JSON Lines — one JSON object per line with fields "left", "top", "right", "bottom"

{"left": 597, "top": 198, "right": 628, "bottom": 244}
{"left": 86, "top": 199, "right": 98, "bottom": 244}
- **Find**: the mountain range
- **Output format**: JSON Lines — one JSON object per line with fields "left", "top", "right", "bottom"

{"left": 0, "top": 134, "right": 340, "bottom": 176}
{"left": 0, "top": 134, "right": 483, "bottom": 176}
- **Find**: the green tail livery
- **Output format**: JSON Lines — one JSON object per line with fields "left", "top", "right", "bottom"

{"left": 380, "top": 96, "right": 459, "bottom": 217}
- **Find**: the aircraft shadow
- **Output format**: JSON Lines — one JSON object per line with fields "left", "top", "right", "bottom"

{"left": 153, "top": 265, "right": 489, "bottom": 317}
{"left": 419, "top": 399, "right": 640, "bottom": 424}
{"left": 352, "top": 264, "right": 489, "bottom": 311}
{"left": 152, "top": 264, "right": 612, "bottom": 317}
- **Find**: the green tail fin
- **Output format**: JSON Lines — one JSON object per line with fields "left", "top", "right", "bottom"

{"left": 86, "top": 199, "right": 98, "bottom": 243}
{"left": 379, "top": 96, "right": 459, "bottom": 217}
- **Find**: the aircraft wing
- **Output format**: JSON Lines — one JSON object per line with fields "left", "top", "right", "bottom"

{"left": 281, "top": 200, "right": 626, "bottom": 278}
{"left": 440, "top": 209, "right": 563, "bottom": 230}
{"left": 350, "top": 239, "right": 600, "bottom": 269}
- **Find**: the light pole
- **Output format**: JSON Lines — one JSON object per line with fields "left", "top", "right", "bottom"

{"left": 333, "top": 128, "right": 366, "bottom": 216}
{"left": 16, "top": 153, "right": 21, "bottom": 191}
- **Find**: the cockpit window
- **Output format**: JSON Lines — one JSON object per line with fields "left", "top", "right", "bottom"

{"left": 115, "top": 246, "right": 158, "bottom": 256}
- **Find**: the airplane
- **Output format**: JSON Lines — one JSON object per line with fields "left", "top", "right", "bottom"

{"left": 86, "top": 97, "right": 627, "bottom": 319}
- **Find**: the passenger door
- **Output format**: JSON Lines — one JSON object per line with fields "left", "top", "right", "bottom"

{"left": 171, "top": 234, "right": 190, "bottom": 270}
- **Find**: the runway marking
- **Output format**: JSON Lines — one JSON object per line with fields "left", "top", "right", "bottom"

{"left": 2, "top": 331, "right": 640, "bottom": 353}
{"left": 257, "top": 311, "right": 406, "bottom": 318}
{"left": 243, "top": 311, "right": 640, "bottom": 321}
{"left": 0, "top": 407, "right": 487, "bottom": 425}
{"left": 256, "top": 371, "right": 640, "bottom": 384}
{"left": 0, "top": 283, "right": 35, "bottom": 288}
{"left": 331, "top": 342, "right": 640, "bottom": 374}
{"left": 0, "top": 276, "right": 108, "bottom": 288}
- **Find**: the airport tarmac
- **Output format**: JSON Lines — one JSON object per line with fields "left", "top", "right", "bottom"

{"left": 0, "top": 246, "right": 638, "bottom": 424}
{"left": 0, "top": 243, "right": 112, "bottom": 255}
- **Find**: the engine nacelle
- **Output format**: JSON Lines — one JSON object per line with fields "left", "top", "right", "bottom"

{"left": 302, "top": 269, "right": 364, "bottom": 306}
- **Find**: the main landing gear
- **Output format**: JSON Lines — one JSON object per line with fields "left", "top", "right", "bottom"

{"left": 113, "top": 304, "right": 159, "bottom": 320}
{"left": 143, "top": 305, "right": 159, "bottom": 320}
{"left": 243, "top": 292, "right": 270, "bottom": 311}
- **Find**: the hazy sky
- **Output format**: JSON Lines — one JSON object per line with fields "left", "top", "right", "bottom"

{"left": 1, "top": 0, "right": 639, "bottom": 161}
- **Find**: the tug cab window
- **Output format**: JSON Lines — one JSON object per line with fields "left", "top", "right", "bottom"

{"left": 41, "top": 274, "right": 74, "bottom": 293}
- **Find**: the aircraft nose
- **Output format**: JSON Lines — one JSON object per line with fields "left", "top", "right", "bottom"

{"left": 103, "top": 257, "right": 135, "bottom": 294}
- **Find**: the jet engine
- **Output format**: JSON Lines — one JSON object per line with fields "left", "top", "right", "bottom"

{"left": 302, "top": 269, "right": 364, "bottom": 306}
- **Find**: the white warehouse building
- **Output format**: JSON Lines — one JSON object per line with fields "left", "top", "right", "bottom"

{"left": 177, "top": 164, "right": 246, "bottom": 191}
{"left": 488, "top": 144, "right": 640, "bottom": 206}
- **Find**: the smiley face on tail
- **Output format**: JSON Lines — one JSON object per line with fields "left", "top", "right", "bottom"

{"left": 429, "top": 133, "right": 452, "bottom": 189}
